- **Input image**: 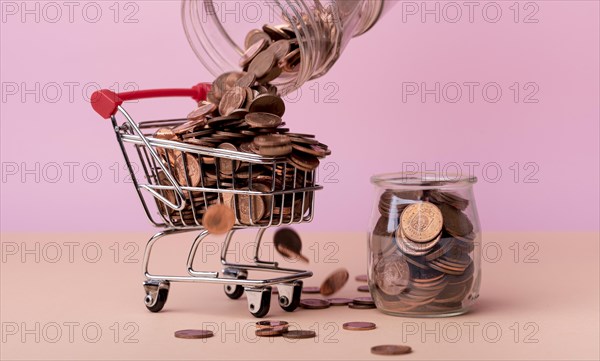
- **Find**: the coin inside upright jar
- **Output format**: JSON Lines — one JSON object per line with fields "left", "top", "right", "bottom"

{"left": 400, "top": 201, "right": 443, "bottom": 243}
{"left": 374, "top": 253, "right": 410, "bottom": 296}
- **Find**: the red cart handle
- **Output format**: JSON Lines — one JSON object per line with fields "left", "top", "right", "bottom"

{"left": 91, "top": 83, "right": 211, "bottom": 119}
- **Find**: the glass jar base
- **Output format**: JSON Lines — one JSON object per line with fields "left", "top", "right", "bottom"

{"left": 376, "top": 306, "right": 471, "bottom": 318}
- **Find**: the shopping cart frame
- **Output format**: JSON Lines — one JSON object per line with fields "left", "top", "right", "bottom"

{"left": 91, "top": 83, "right": 322, "bottom": 317}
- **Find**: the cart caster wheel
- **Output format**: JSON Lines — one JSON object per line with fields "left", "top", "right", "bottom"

{"left": 277, "top": 280, "right": 303, "bottom": 312}
{"left": 143, "top": 280, "right": 170, "bottom": 313}
{"left": 245, "top": 286, "right": 272, "bottom": 318}
{"left": 223, "top": 268, "right": 248, "bottom": 300}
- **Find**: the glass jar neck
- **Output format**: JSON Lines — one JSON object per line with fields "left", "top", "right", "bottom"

{"left": 182, "top": 0, "right": 392, "bottom": 94}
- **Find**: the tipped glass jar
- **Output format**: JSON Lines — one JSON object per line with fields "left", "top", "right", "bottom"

{"left": 368, "top": 172, "right": 482, "bottom": 317}
{"left": 182, "top": 0, "right": 397, "bottom": 94}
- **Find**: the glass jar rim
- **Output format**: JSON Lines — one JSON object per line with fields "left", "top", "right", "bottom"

{"left": 370, "top": 172, "right": 477, "bottom": 189}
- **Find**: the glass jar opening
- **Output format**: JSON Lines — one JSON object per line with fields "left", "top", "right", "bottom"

{"left": 370, "top": 172, "right": 477, "bottom": 189}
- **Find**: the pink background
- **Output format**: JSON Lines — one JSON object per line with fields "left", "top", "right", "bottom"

{"left": 1, "top": 0, "right": 598, "bottom": 232}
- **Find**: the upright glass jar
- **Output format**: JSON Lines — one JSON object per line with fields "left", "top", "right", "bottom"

{"left": 182, "top": 0, "right": 397, "bottom": 94}
{"left": 368, "top": 172, "right": 482, "bottom": 317}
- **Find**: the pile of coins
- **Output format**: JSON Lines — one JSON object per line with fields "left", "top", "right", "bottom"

{"left": 370, "top": 189, "right": 477, "bottom": 314}
{"left": 150, "top": 25, "right": 332, "bottom": 228}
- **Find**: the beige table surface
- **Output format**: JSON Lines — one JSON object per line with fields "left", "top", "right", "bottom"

{"left": 1, "top": 231, "right": 598, "bottom": 360}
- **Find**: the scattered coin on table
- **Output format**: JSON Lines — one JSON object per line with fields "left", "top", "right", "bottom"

{"left": 301, "top": 286, "right": 321, "bottom": 294}
{"left": 300, "top": 298, "right": 331, "bottom": 310}
{"left": 355, "top": 274, "right": 368, "bottom": 282}
{"left": 174, "top": 329, "right": 214, "bottom": 339}
{"left": 357, "top": 285, "right": 370, "bottom": 292}
{"left": 342, "top": 322, "right": 377, "bottom": 331}
{"left": 328, "top": 298, "right": 352, "bottom": 306}
{"left": 282, "top": 330, "right": 317, "bottom": 339}
{"left": 371, "top": 345, "right": 412, "bottom": 356}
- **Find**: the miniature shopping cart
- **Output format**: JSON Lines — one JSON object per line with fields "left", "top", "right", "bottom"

{"left": 91, "top": 83, "right": 321, "bottom": 317}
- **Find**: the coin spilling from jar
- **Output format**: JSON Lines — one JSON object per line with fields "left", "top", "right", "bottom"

{"left": 151, "top": 24, "right": 332, "bottom": 229}
{"left": 371, "top": 189, "right": 477, "bottom": 314}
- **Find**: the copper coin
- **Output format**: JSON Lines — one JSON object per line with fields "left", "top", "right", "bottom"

{"left": 374, "top": 253, "right": 410, "bottom": 296}
{"left": 254, "top": 134, "right": 290, "bottom": 147}
{"left": 348, "top": 302, "right": 376, "bottom": 309}
{"left": 256, "top": 320, "right": 289, "bottom": 330}
{"left": 328, "top": 298, "right": 352, "bottom": 306}
{"left": 153, "top": 128, "right": 177, "bottom": 140}
{"left": 202, "top": 204, "right": 235, "bottom": 235}
{"left": 400, "top": 202, "right": 443, "bottom": 243}
{"left": 235, "top": 72, "right": 257, "bottom": 88}
{"left": 257, "top": 144, "right": 292, "bottom": 157}
{"left": 301, "top": 286, "right": 321, "bottom": 294}
{"left": 273, "top": 227, "right": 309, "bottom": 262}
{"left": 257, "top": 64, "right": 283, "bottom": 84}
{"left": 263, "top": 24, "right": 291, "bottom": 41}
{"left": 217, "top": 143, "right": 239, "bottom": 175}
{"left": 236, "top": 193, "right": 265, "bottom": 224}
{"left": 353, "top": 297, "right": 375, "bottom": 305}
{"left": 175, "top": 153, "right": 200, "bottom": 187}
{"left": 268, "top": 39, "right": 291, "bottom": 60}
{"left": 355, "top": 274, "right": 368, "bottom": 282}
{"left": 219, "top": 86, "right": 246, "bottom": 116}
{"left": 173, "top": 118, "right": 207, "bottom": 135}
{"left": 300, "top": 298, "right": 330, "bottom": 309}
{"left": 291, "top": 143, "right": 329, "bottom": 158}
{"left": 357, "top": 285, "right": 370, "bottom": 293}
{"left": 320, "top": 268, "right": 349, "bottom": 296}
{"left": 249, "top": 94, "right": 286, "bottom": 117}
{"left": 244, "top": 29, "right": 271, "bottom": 49}
{"left": 371, "top": 345, "right": 412, "bottom": 356}
{"left": 187, "top": 102, "right": 216, "bottom": 120}
{"left": 248, "top": 51, "right": 275, "bottom": 79}
{"left": 245, "top": 112, "right": 282, "bottom": 128}
{"left": 255, "top": 327, "right": 286, "bottom": 337}
{"left": 239, "top": 38, "right": 269, "bottom": 68}
{"left": 439, "top": 203, "right": 474, "bottom": 238}
{"left": 174, "top": 329, "right": 214, "bottom": 339}
{"left": 207, "top": 115, "right": 243, "bottom": 128}
{"left": 343, "top": 322, "right": 376, "bottom": 331}
{"left": 289, "top": 152, "right": 320, "bottom": 172}
{"left": 282, "top": 330, "right": 316, "bottom": 339}
{"left": 212, "top": 71, "right": 243, "bottom": 99}
{"left": 428, "top": 190, "right": 469, "bottom": 211}
{"left": 279, "top": 48, "right": 300, "bottom": 71}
